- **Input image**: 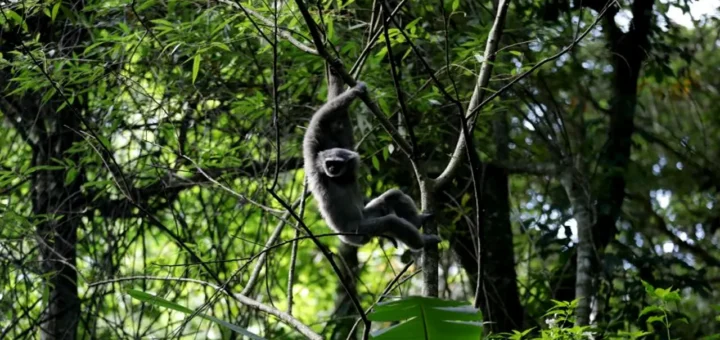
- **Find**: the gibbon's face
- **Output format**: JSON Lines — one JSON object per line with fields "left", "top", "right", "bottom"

{"left": 323, "top": 157, "right": 347, "bottom": 177}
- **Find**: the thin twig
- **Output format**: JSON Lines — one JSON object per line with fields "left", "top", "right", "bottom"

{"left": 266, "top": 189, "right": 370, "bottom": 328}
{"left": 179, "top": 154, "right": 284, "bottom": 215}
{"left": 240, "top": 194, "right": 307, "bottom": 296}
{"left": 287, "top": 181, "right": 309, "bottom": 315}
{"left": 346, "top": 260, "right": 418, "bottom": 340}
{"left": 218, "top": 0, "right": 318, "bottom": 54}
{"left": 270, "top": 0, "right": 281, "bottom": 191}
{"left": 349, "top": 0, "right": 409, "bottom": 77}
{"left": 380, "top": 8, "right": 418, "bottom": 159}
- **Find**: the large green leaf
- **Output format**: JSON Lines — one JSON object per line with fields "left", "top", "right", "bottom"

{"left": 368, "top": 296, "right": 483, "bottom": 339}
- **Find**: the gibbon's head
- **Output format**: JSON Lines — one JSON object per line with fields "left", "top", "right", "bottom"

{"left": 318, "top": 148, "right": 359, "bottom": 178}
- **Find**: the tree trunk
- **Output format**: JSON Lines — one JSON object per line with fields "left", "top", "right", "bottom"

{"left": 452, "top": 107, "right": 524, "bottom": 332}
{"left": 549, "top": 0, "right": 656, "bottom": 319}
{"left": 561, "top": 170, "right": 593, "bottom": 326}
{"left": 592, "top": 0, "right": 654, "bottom": 254}
{"left": 33, "top": 105, "right": 84, "bottom": 340}
{"left": 453, "top": 164, "right": 524, "bottom": 332}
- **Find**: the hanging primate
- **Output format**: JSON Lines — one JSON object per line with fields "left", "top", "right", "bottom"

{"left": 302, "top": 80, "right": 440, "bottom": 250}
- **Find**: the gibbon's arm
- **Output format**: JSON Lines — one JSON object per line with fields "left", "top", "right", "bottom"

{"left": 307, "top": 82, "right": 366, "bottom": 133}
{"left": 326, "top": 66, "right": 345, "bottom": 99}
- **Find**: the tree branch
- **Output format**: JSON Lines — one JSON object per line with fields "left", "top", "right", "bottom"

{"left": 627, "top": 192, "right": 720, "bottom": 267}
{"left": 88, "top": 276, "right": 323, "bottom": 340}
{"left": 218, "top": 0, "right": 319, "bottom": 54}
{"left": 291, "top": 0, "right": 414, "bottom": 158}
{"left": 433, "top": 0, "right": 510, "bottom": 189}
{"left": 493, "top": 161, "right": 562, "bottom": 176}
{"left": 94, "top": 158, "right": 303, "bottom": 218}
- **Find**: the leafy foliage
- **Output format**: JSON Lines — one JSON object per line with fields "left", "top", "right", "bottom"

{"left": 1, "top": 0, "right": 720, "bottom": 339}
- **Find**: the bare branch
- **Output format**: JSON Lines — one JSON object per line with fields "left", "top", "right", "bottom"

{"left": 433, "top": 0, "right": 510, "bottom": 189}
{"left": 266, "top": 189, "right": 370, "bottom": 329}
{"left": 494, "top": 161, "right": 562, "bottom": 176}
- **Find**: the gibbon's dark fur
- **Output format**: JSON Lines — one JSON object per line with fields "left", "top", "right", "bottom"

{"left": 303, "top": 81, "right": 440, "bottom": 250}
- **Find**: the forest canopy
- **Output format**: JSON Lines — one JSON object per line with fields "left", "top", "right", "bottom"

{"left": 1, "top": 0, "right": 720, "bottom": 339}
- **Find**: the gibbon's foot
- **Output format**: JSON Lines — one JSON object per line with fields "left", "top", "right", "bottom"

{"left": 423, "top": 234, "right": 442, "bottom": 245}
{"left": 379, "top": 235, "right": 399, "bottom": 248}
{"left": 419, "top": 212, "right": 434, "bottom": 224}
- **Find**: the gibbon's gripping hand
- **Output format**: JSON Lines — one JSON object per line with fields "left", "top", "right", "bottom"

{"left": 353, "top": 81, "right": 367, "bottom": 96}
{"left": 406, "top": 234, "right": 441, "bottom": 254}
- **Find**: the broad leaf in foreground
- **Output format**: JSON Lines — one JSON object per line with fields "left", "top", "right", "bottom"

{"left": 368, "top": 296, "right": 483, "bottom": 339}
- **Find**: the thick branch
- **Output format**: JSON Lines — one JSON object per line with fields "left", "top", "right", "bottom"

{"left": 433, "top": 0, "right": 510, "bottom": 189}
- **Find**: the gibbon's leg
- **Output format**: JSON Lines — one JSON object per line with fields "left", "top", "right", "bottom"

{"left": 358, "top": 215, "right": 439, "bottom": 250}
{"left": 364, "top": 188, "right": 432, "bottom": 228}
{"left": 338, "top": 233, "right": 371, "bottom": 248}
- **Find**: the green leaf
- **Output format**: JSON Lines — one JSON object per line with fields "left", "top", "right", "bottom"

{"left": 646, "top": 315, "right": 666, "bottom": 325}
{"left": 641, "top": 280, "right": 656, "bottom": 297}
{"left": 51, "top": 2, "right": 61, "bottom": 22}
{"left": 64, "top": 168, "right": 78, "bottom": 186}
{"left": 82, "top": 180, "right": 113, "bottom": 190}
{"left": 3, "top": 9, "right": 22, "bottom": 25}
{"left": 192, "top": 54, "right": 201, "bottom": 84}
{"left": 150, "top": 19, "right": 174, "bottom": 27}
{"left": 670, "top": 317, "right": 688, "bottom": 326}
{"left": 662, "top": 290, "right": 681, "bottom": 303}
{"left": 372, "top": 156, "right": 380, "bottom": 171}
{"left": 211, "top": 42, "right": 231, "bottom": 52}
{"left": 368, "top": 296, "right": 483, "bottom": 339}
{"left": 639, "top": 305, "right": 663, "bottom": 318}
{"left": 136, "top": 0, "right": 157, "bottom": 12}
{"left": 3, "top": 9, "right": 29, "bottom": 31}
{"left": 96, "top": 135, "right": 112, "bottom": 150}
{"left": 26, "top": 165, "right": 65, "bottom": 174}
{"left": 127, "top": 289, "right": 265, "bottom": 340}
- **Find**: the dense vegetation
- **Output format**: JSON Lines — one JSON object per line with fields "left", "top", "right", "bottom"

{"left": 1, "top": 0, "right": 719, "bottom": 339}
